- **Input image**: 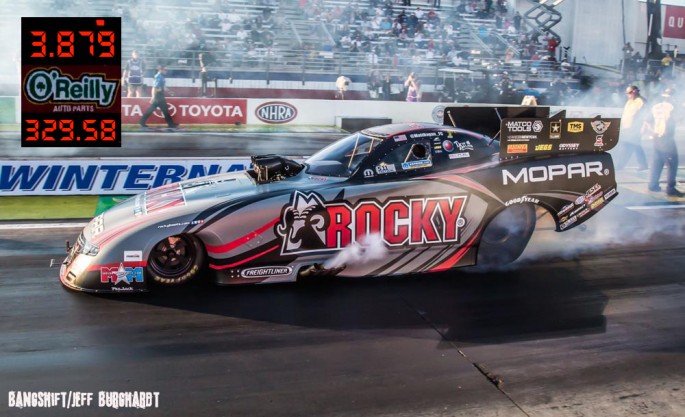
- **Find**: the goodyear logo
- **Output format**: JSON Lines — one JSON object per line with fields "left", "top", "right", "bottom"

{"left": 567, "top": 121, "right": 584, "bottom": 133}
{"left": 24, "top": 68, "right": 117, "bottom": 107}
{"left": 535, "top": 144, "right": 553, "bottom": 151}
{"left": 507, "top": 144, "right": 528, "bottom": 153}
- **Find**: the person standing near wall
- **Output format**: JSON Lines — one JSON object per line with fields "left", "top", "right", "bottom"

{"left": 617, "top": 85, "right": 649, "bottom": 171}
{"left": 405, "top": 72, "right": 419, "bottom": 102}
{"left": 139, "top": 65, "right": 179, "bottom": 129}
{"left": 646, "top": 88, "right": 684, "bottom": 196}
{"left": 122, "top": 50, "right": 146, "bottom": 98}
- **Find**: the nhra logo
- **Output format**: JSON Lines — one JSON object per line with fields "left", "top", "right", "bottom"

{"left": 25, "top": 68, "right": 117, "bottom": 107}
{"left": 255, "top": 101, "right": 297, "bottom": 124}
{"left": 276, "top": 191, "right": 467, "bottom": 255}
{"left": 100, "top": 263, "right": 144, "bottom": 284}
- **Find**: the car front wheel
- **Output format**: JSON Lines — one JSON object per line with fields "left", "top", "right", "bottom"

{"left": 147, "top": 234, "right": 205, "bottom": 285}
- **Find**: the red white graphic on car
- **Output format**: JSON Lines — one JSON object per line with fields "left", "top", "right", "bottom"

{"left": 276, "top": 191, "right": 467, "bottom": 255}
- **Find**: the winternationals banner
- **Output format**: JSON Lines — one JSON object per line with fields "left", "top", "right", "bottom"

{"left": 664, "top": 5, "right": 685, "bottom": 39}
{"left": 121, "top": 98, "right": 247, "bottom": 125}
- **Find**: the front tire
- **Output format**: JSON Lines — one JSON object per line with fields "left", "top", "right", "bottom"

{"left": 477, "top": 204, "right": 536, "bottom": 268}
{"left": 147, "top": 234, "right": 205, "bottom": 285}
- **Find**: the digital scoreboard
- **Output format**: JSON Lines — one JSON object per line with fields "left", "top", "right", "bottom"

{"left": 21, "top": 17, "right": 121, "bottom": 147}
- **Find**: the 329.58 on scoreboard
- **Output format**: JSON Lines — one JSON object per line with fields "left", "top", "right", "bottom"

{"left": 21, "top": 17, "right": 121, "bottom": 147}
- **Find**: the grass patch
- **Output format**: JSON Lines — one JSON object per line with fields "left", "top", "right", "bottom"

{"left": 0, "top": 196, "right": 100, "bottom": 220}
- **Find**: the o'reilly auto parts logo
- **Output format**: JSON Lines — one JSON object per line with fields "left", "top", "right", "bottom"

{"left": 255, "top": 101, "right": 297, "bottom": 124}
{"left": 25, "top": 68, "right": 117, "bottom": 107}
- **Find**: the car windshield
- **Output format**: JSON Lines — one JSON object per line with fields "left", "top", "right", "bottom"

{"left": 305, "top": 133, "right": 383, "bottom": 177}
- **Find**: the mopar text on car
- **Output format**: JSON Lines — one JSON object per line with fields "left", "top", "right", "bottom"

{"left": 60, "top": 107, "right": 621, "bottom": 293}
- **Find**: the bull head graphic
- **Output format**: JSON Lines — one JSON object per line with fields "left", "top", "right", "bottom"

{"left": 277, "top": 191, "right": 330, "bottom": 254}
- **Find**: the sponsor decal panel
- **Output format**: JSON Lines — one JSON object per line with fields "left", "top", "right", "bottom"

{"left": 255, "top": 101, "right": 297, "bottom": 124}
{"left": 504, "top": 195, "right": 540, "bottom": 207}
{"left": 121, "top": 98, "right": 247, "bottom": 125}
{"left": 25, "top": 68, "right": 117, "bottom": 107}
{"left": 124, "top": 251, "right": 143, "bottom": 262}
{"left": 100, "top": 263, "right": 144, "bottom": 285}
{"left": 506, "top": 121, "right": 535, "bottom": 132}
{"left": 410, "top": 131, "right": 442, "bottom": 139}
{"left": 241, "top": 266, "right": 292, "bottom": 278}
{"left": 550, "top": 121, "right": 562, "bottom": 139}
{"left": 363, "top": 169, "right": 374, "bottom": 178}
{"left": 402, "top": 159, "right": 432, "bottom": 170}
{"left": 558, "top": 203, "right": 574, "bottom": 216}
{"left": 605, "top": 188, "right": 617, "bottom": 200}
{"left": 591, "top": 120, "right": 611, "bottom": 134}
{"left": 456, "top": 141, "right": 474, "bottom": 151}
{"left": 532, "top": 120, "right": 543, "bottom": 133}
{"left": 560, "top": 215, "right": 578, "bottom": 230}
{"left": 567, "top": 121, "right": 584, "bottom": 133}
{"left": 502, "top": 162, "right": 606, "bottom": 185}
{"left": 507, "top": 144, "right": 528, "bottom": 153}
{"left": 448, "top": 152, "right": 470, "bottom": 159}
{"left": 559, "top": 143, "right": 580, "bottom": 151}
{"left": 276, "top": 191, "right": 468, "bottom": 255}
{"left": 507, "top": 135, "right": 536, "bottom": 142}
{"left": 442, "top": 140, "right": 454, "bottom": 152}
{"left": 590, "top": 196, "right": 605, "bottom": 210}
{"left": 535, "top": 144, "right": 552, "bottom": 151}
{"left": 594, "top": 135, "right": 604, "bottom": 147}
{"left": 376, "top": 164, "right": 396, "bottom": 174}
{"left": 0, "top": 158, "right": 273, "bottom": 195}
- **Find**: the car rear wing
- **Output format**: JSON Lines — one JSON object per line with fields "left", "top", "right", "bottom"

{"left": 442, "top": 106, "right": 621, "bottom": 160}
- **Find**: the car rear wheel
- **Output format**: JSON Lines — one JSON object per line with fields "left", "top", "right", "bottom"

{"left": 147, "top": 234, "right": 205, "bottom": 285}
{"left": 477, "top": 204, "right": 537, "bottom": 268}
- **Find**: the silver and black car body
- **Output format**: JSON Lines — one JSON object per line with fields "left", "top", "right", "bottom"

{"left": 60, "top": 108, "right": 621, "bottom": 293}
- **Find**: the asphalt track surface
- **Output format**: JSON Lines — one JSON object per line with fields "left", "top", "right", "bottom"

{"left": 1, "top": 131, "right": 685, "bottom": 416}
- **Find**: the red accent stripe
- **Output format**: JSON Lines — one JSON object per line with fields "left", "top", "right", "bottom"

{"left": 205, "top": 218, "right": 279, "bottom": 254}
{"left": 209, "top": 245, "right": 279, "bottom": 270}
{"left": 430, "top": 228, "right": 482, "bottom": 272}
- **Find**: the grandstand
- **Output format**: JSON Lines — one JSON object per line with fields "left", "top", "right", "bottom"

{"left": 1, "top": 0, "right": 681, "bottom": 104}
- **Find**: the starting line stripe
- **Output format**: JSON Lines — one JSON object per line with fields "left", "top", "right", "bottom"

{"left": 0, "top": 222, "right": 88, "bottom": 230}
{"left": 627, "top": 204, "right": 685, "bottom": 211}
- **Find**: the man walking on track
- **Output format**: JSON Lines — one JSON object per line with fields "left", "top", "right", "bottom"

{"left": 139, "top": 65, "right": 179, "bottom": 129}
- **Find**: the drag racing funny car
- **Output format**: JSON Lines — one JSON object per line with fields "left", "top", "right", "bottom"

{"left": 60, "top": 106, "right": 621, "bottom": 293}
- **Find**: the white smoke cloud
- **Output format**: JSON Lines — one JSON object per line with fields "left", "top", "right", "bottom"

{"left": 519, "top": 190, "right": 685, "bottom": 263}
{"left": 324, "top": 233, "right": 388, "bottom": 269}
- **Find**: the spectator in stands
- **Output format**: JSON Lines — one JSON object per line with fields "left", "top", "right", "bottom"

{"left": 381, "top": 73, "right": 393, "bottom": 100}
{"left": 368, "top": 72, "right": 382, "bottom": 99}
{"left": 513, "top": 11, "right": 522, "bottom": 31}
{"left": 123, "top": 50, "right": 146, "bottom": 98}
{"left": 405, "top": 72, "right": 420, "bottom": 102}
{"left": 139, "top": 65, "right": 178, "bottom": 129}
